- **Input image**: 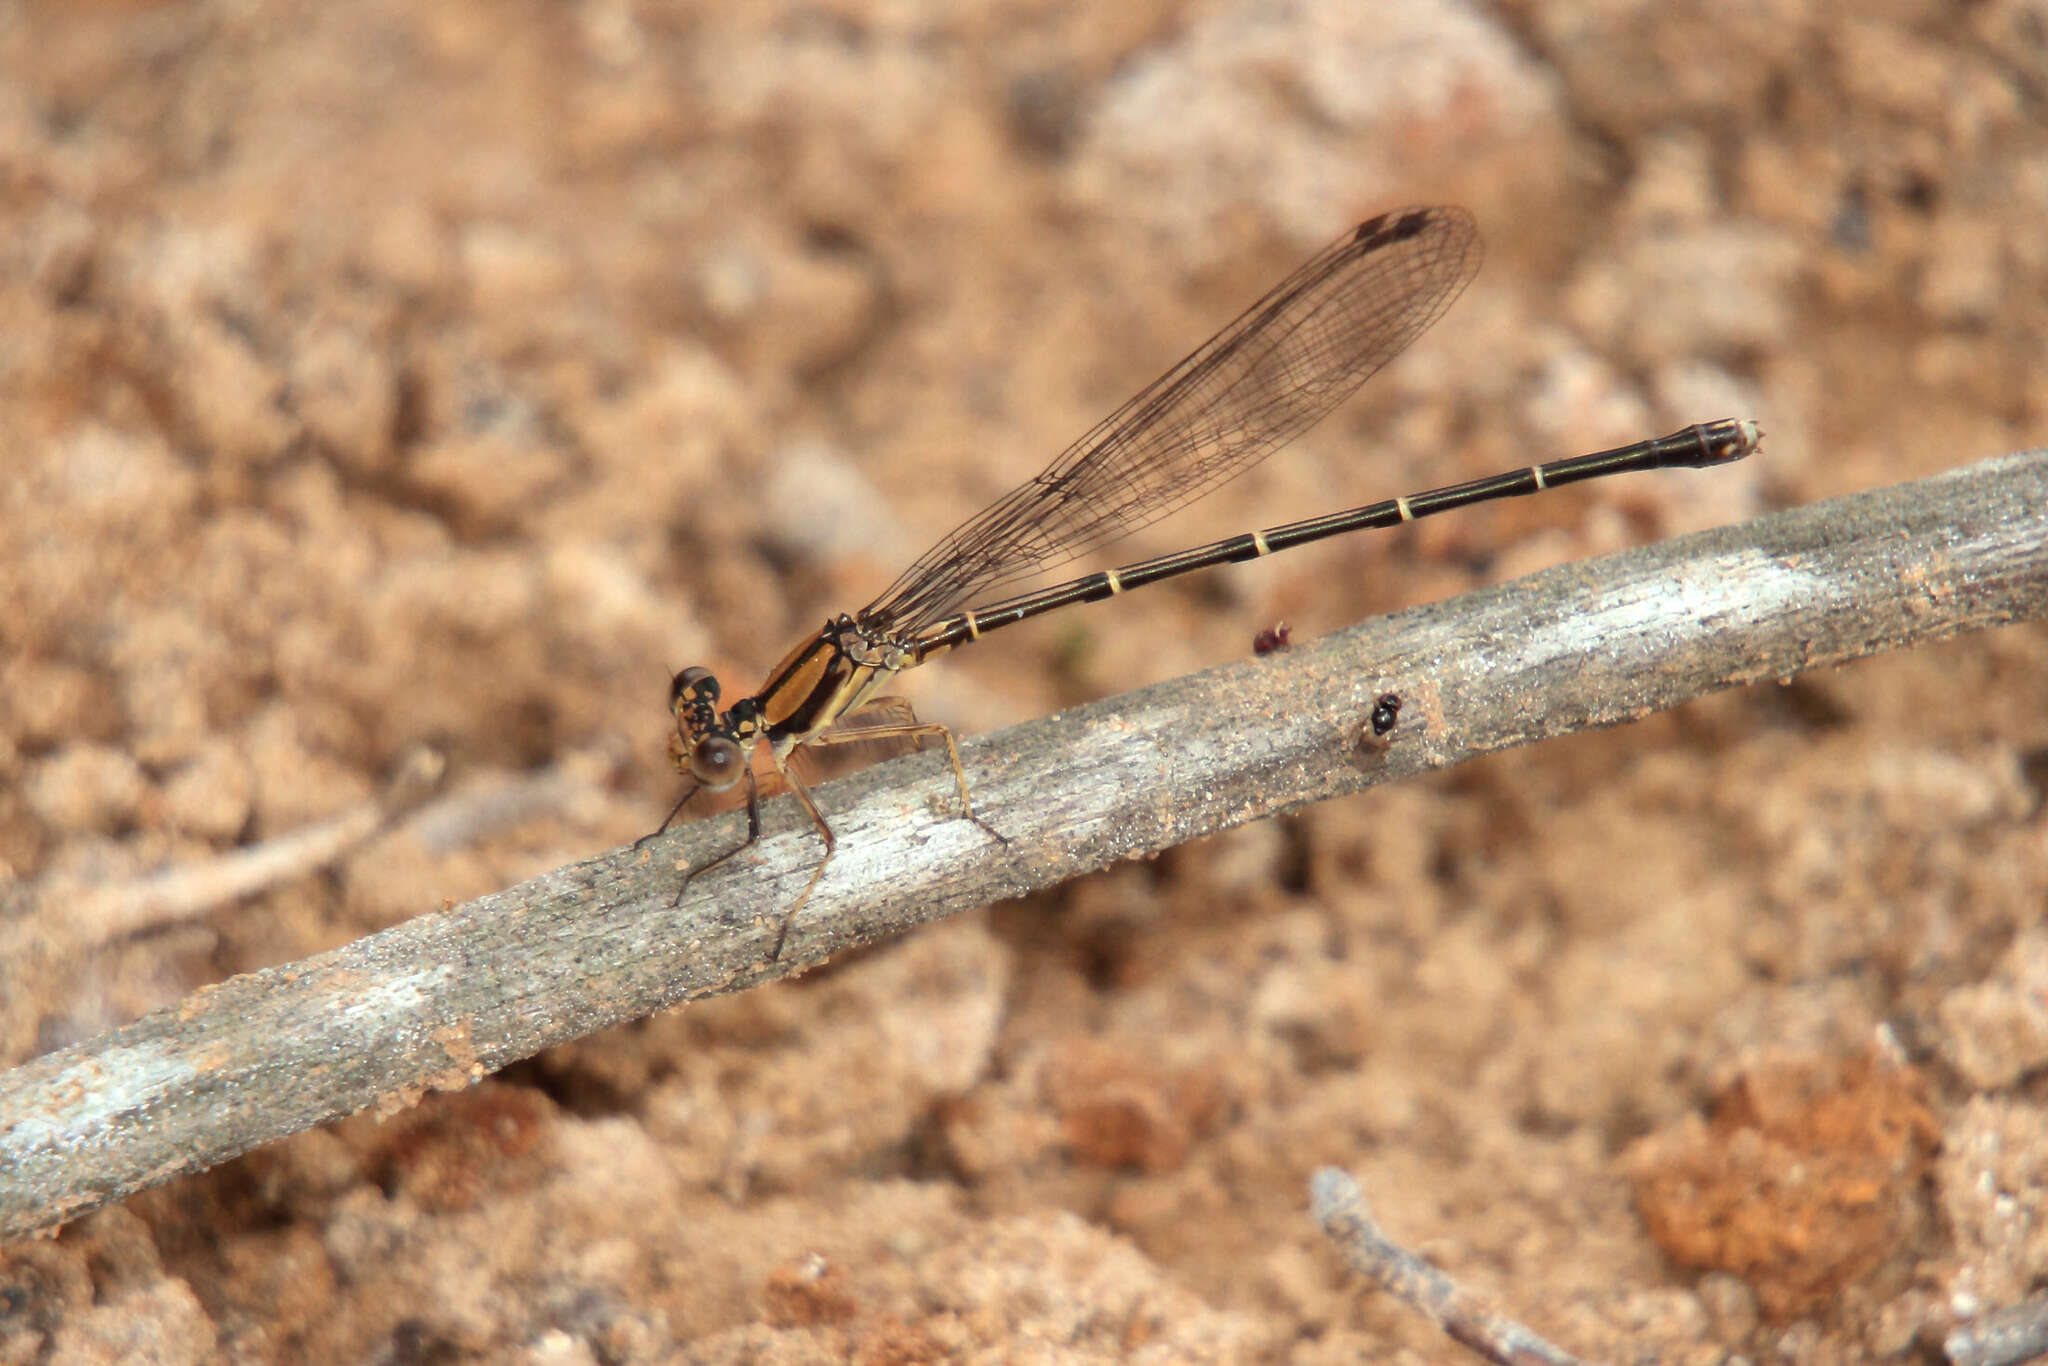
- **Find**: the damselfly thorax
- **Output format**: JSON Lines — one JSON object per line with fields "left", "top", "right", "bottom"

{"left": 655, "top": 614, "right": 1000, "bottom": 957}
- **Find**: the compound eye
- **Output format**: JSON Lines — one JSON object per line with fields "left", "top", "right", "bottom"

{"left": 670, "top": 666, "right": 719, "bottom": 709}
{"left": 690, "top": 735, "right": 747, "bottom": 789}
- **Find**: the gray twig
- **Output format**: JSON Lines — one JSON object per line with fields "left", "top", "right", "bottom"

{"left": 1947, "top": 1293, "right": 2048, "bottom": 1366}
{"left": 2, "top": 450, "right": 2046, "bottom": 1241}
{"left": 24, "top": 745, "right": 446, "bottom": 952}
{"left": 1310, "top": 1167, "right": 1604, "bottom": 1366}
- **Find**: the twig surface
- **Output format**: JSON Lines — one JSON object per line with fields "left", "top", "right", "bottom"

{"left": 1947, "top": 1292, "right": 2048, "bottom": 1366}
{"left": 1310, "top": 1167, "right": 1604, "bottom": 1366}
{"left": 3, "top": 450, "right": 2046, "bottom": 1241}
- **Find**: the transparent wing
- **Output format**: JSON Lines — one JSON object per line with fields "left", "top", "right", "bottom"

{"left": 860, "top": 206, "right": 1482, "bottom": 634}
{"left": 783, "top": 695, "right": 931, "bottom": 787}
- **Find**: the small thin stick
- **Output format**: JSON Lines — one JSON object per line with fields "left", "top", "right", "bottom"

{"left": 1947, "top": 1294, "right": 2048, "bottom": 1366}
{"left": 49, "top": 745, "right": 447, "bottom": 949}
{"left": 1309, "top": 1167, "right": 1605, "bottom": 1366}
{"left": 5, "top": 747, "right": 620, "bottom": 964}
{"left": 1, "top": 450, "right": 2046, "bottom": 1240}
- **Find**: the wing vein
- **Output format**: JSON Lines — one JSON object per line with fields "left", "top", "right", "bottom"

{"left": 859, "top": 206, "right": 1483, "bottom": 634}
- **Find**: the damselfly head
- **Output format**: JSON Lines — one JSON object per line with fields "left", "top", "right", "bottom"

{"left": 669, "top": 666, "right": 749, "bottom": 790}
{"left": 670, "top": 665, "right": 717, "bottom": 710}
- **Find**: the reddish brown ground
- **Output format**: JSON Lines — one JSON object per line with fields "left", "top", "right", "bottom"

{"left": 4, "top": 1, "right": 2047, "bottom": 1362}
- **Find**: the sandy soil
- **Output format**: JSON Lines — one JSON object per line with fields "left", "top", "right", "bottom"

{"left": 4, "top": 0, "right": 2048, "bottom": 1361}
